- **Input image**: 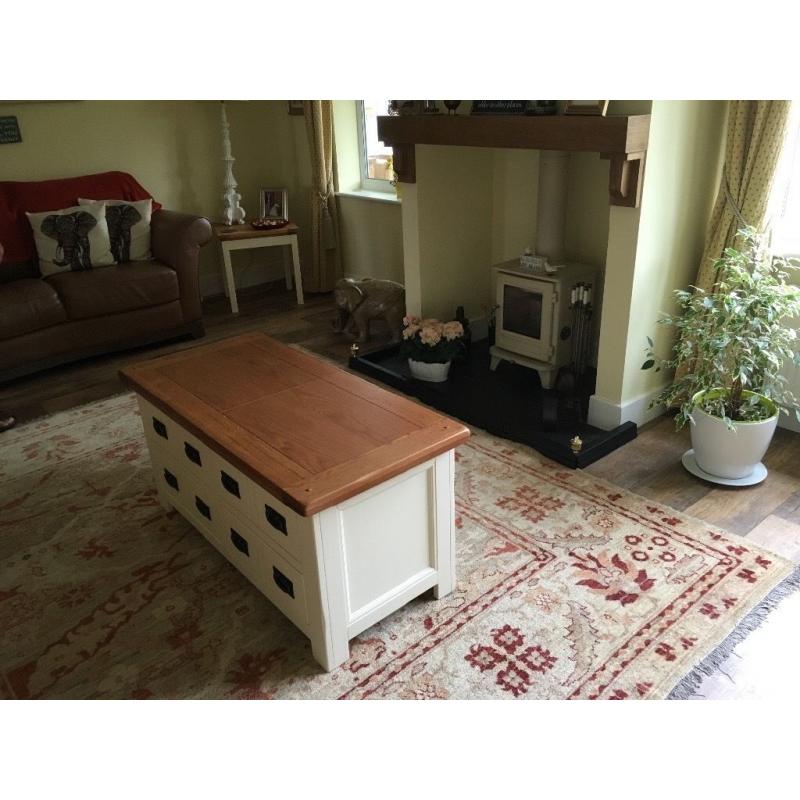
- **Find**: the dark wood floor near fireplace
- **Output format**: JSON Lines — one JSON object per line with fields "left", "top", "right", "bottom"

{"left": 3, "top": 281, "right": 799, "bottom": 546}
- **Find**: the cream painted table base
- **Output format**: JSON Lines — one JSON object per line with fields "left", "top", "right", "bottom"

{"left": 213, "top": 223, "right": 304, "bottom": 313}
{"left": 137, "top": 396, "right": 456, "bottom": 671}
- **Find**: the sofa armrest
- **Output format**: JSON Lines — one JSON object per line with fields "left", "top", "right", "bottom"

{"left": 150, "top": 210, "right": 212, "bottom": 323}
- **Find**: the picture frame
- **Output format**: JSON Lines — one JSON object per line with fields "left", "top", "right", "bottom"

{"left": 0, "top": 115, "right": 22, "bottom": 144}
{"left": 287, "top": 101, "right": 304, "bottom": 116}
{"left": 563, "top": 101, "right": 609, "bottom": 116}
{"left": 259, "top": 188, "right": 289, "bottom": 220}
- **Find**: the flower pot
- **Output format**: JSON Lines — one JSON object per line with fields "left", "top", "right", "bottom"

{"left": 408, "top": 358, "right": 451, "bottom": 382}
{"left": 689, "top": 390, "right": 778, "bottom": 480}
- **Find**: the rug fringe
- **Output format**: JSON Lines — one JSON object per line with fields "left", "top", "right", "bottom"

{"left": 667, "top": 564, "right": 800, "bottom": 699}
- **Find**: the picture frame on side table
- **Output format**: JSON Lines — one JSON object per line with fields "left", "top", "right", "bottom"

{"left": 260, "top": 188, "right": 289, "bottom": 220}
{"left": 564, "top": 101, "right": 609, "bottom": 116}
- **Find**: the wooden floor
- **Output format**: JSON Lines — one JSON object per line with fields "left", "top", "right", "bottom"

{"left": 5, "top": 281, "right": 800, "bottom": 541}
{"left": 1, "top": 282, "right": 392, "bottom": 425}
{"left": 3, "top": 281, "right": 799, "bottom": 698}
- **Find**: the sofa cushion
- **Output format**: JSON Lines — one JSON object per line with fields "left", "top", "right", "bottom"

{"left": 26, "top": 202, "right": 115, "bottom": 275}
{"left": 79, "top": 197, "right": 153, "bottom": 262}
{"left": 46, "top": 260, "right": 180, "bottom": 321}
{"left": 0, "top": 171, "right": 161, "bottom": 267}
{"left": 0, "top": 279, "right": 67, "bottom": 341}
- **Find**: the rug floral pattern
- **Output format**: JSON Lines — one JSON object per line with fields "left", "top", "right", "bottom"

{"left": 0, "top": 394, "right": 793, "bottom": 699}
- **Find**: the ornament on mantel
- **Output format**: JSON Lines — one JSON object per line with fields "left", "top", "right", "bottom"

{"left": 220, "top": 101, "right": 246, "bottom": 226}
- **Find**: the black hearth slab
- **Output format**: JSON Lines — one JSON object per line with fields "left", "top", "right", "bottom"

{"left": 348, "top": 340, "right": 637, "bottom": 469}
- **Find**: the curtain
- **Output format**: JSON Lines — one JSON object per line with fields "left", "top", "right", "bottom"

{"left": 303, "top": 100, "right": 343, "bottom": 293}
{"left": 671, "top": 101, "right": 792, "bottom": 393}
{"left": 695, "top": 100, "right": 791, "bottom": 289}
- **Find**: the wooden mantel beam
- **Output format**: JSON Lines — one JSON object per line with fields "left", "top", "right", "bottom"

{"left": 378, "top": 114, "right": 651, "bottom": 207}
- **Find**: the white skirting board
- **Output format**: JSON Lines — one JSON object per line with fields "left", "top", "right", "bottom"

{"left": 778, "top": 412, "right": 800, "bottom": 434}
{"left": 590, "top": 391, "right": 800, "bottom": 435}
{"left": 588, "top": 384, "right": 668, "bottom": 430}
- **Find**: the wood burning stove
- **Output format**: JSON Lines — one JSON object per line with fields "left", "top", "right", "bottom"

{"left": 490, "top": 260, "right": 597, "bottom": 388}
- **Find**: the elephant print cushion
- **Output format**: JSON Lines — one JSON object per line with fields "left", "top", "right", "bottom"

{"left": 25, "top": 201, "right": 114, "bottom": 276}
{"left": 79, "top": 197, "right": 152, "bottom": 262}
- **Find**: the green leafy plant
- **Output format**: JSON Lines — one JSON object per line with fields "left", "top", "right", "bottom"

{"left": 642, "top": 227, "right": 800, "bottom": 429}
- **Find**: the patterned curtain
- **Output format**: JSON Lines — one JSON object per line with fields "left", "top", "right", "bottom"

{"left": 695, "top": 100, "right": 791, "bottom": 289}
{"left": 303, "top": 100, "right": 343, "bottom": 293}
{"left": 671, "top": 101, "right": 792, "bottom": 392}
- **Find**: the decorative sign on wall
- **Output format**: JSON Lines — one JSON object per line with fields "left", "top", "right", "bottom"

{"left": 470, "top": 101, "right": 527, "bottom": 115}
{"left": 0, "top": 116, "right": 22, "bottom": 144}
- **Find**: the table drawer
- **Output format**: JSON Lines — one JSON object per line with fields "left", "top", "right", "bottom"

{"left": 210, "top": 514, "right": 309, "bottom": 634}
{"left": 138, "top": 397, "right": 307, "bottom": 563}
{"left": 237, "top": 474, "right": 309, "bottom": 563}
{"left": 191, "top": 493, "right": 310, "bottom": 634}
{"left": 184, "top": 439, "right": 306, "bottom": 563}
{"left": 138, "top": 397, "right": 178, "bottom": 455}
{"left": 147, "top": 449, "right": 309, "bottom": 634}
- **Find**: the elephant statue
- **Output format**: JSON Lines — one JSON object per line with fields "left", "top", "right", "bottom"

{"left": 333, "top": 277, "right": 406, "bottom": 344}
{"left": 106, "top": 204, "right": 142, "bottom": 262}
{"left": 40, "top": 211, "right": 97, "bottom": 271}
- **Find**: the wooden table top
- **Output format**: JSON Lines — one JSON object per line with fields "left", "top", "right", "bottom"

{"left": 212, "top": 222, "right": 299, "bottom": 241}
{"left": 120, "top": 333, "right": 470, "bottom": 516}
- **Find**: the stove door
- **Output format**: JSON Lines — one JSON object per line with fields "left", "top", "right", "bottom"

{"left": 495, "top": 274, "right": 555, "bottom": 362}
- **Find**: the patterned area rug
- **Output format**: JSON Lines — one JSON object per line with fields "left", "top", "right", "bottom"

{"left": 1, "top": 393, "right": 797, "bottom": 700}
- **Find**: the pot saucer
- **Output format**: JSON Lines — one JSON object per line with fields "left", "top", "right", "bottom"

{"left": 681, "top": 449, "right": 767, "bottom": 486}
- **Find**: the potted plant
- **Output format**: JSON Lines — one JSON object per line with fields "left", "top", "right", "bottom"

{"left": 642, "top": 227, "right": 800, "bottom": 483}
{"left": 401, "top": 315, "right": 465, "bottom": 382}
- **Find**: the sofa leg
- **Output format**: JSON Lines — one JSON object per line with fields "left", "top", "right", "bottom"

{"left": 189, "top": 321, "right": 206, "bottom": 339}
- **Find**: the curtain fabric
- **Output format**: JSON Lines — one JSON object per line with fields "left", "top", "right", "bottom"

{"left": 303, "top": 100, "right": 343, "bottom": 293}
{"left": 695, "top": 100, "right": 791, "bottom": 289}
{"left": 672, "top": 101, "right": 792, "bottom": 394}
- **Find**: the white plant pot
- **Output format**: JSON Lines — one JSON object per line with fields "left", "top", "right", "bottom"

{"left": 408, "top": 358, "right": 452, "bottom": 382}
{"left": 690, "top": 390, "right": 778, "bottom": 480}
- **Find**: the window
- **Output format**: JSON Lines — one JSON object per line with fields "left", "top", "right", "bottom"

{"left": 770, "top": 102, "right": 800, "bottom": 258}
{"left": 356, "top": 100, "right": 394, "bottom": 192}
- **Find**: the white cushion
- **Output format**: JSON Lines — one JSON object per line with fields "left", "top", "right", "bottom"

{"left": 79, "top": 197, "right": 152, "bottom": 262}
{"left": 26, "top": 202, "right": 114, "bottom": 277}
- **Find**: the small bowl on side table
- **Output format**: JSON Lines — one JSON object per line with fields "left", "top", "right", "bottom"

{"left": 250, "top": 218, "right": 289, "bottom": 231}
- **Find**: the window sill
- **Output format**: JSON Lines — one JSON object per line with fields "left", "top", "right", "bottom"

{"left": 336, "top": 189, "right": 400, "bottom": 205}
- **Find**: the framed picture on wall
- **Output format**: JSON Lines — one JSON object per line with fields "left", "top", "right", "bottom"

{"left": 287, "top": 101, "right": 304, "bottom": 116}
{"left": 259, "top": 188, "right": 289, "bottom": 220}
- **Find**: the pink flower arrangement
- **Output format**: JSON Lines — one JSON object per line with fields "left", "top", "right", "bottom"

{"left": 401, "top": 315, "right": 465, "bottom": 363}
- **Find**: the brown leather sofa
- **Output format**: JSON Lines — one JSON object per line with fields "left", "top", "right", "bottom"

{"left": 0, "top": 172, "right": 212, "bottom": 383}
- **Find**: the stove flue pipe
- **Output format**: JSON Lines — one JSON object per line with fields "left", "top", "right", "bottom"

{"left": 536, "top": 150, "right": 569, "bottom": 266}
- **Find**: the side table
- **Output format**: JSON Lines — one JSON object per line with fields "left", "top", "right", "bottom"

{"left": 212, "top": 222, "right": 304, "bottom": 313}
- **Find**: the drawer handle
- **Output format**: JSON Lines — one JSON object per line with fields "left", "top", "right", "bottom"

{"left": 184, "top": 442, "right": 202, "bottom": 466}
{"left": 163, "top": 468, "right": 179, "bottom": 491}
{"left": 152, "top": 417, "right": 168, "bottom": 439}
{"left": 273, "top": 567, "right": 294, "bottom": 598}
{"left": 265, "top": 505, "right": 287, "bottom": 535}
{"left": 195, "top": 496, "right": 211, "bottom": 520}
{"left": 220, "top": 471, "right": 241, "bottom": 498}
{"left": 230, "top": 529, "right": 249, "bottom": 556}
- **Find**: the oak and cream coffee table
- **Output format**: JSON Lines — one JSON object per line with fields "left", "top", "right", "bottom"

{"left": 121, "top": 333, "right": 469, "bottom": 670}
